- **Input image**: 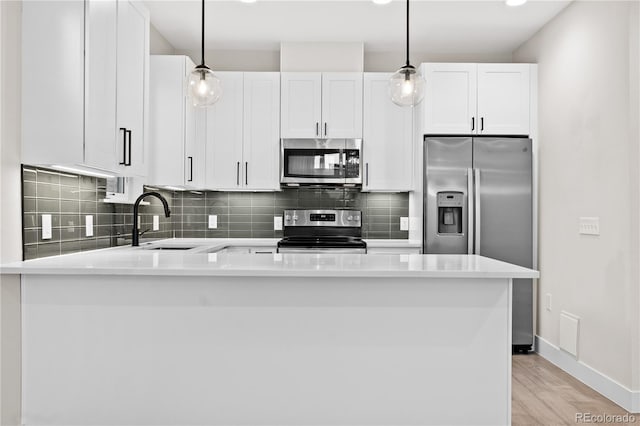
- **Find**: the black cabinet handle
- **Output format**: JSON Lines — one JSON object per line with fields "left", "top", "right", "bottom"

{"left": 126, "top": 130, "right": 132, "bottom": 166}
{"left": 188, "top": 156, "right": 193, "bottom": 182}
{"left": 236, "top": 162, "right": 240, "bottom": 186}
{"left": 119, "top": 128, "right": 127, "bottom": 165}
{"left": 324, "top": 122, "right": 327, "bottom": 136}
{"left": 481, "top": 117, "right": 484, "bottom": 132}
{"left": 316, "top": 122, "right": 319, "bottom": 136}
{"left": 471, "top": 117, "right": 475, "bottom": 131}
{"left": 245, "top": 162, "right": 248, "bottom": 185}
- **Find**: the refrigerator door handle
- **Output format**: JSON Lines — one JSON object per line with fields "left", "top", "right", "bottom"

{"left": 467, "top": 168, "right": 474, "bottom": 254}
{"left": 474, "top": 168, "right": 481, "bottom": 255}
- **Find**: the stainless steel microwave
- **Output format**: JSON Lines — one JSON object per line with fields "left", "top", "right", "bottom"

{"left": 280, "top": 139, "right": 363, "bottom": 185}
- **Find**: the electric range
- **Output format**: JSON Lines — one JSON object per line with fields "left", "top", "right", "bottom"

{"left": 277, "top": 209, "right": 367, "bottom": 254}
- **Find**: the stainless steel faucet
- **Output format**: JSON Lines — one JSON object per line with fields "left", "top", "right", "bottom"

{"left": 132, "top": 192, "right": 171, "bottom": 247}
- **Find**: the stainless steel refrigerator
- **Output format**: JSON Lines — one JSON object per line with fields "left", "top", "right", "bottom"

{"left": 423, "top": 136, "right": 533, "bottom": 352}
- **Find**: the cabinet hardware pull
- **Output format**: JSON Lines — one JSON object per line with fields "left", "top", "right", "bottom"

{"left": 324, "top": 122, "right": 327, "bottom": 136}
{"left": 316, "top": 122, "right": 319, "bottom": 136}
{"left": 119, "top": 128, "right": 127, "bottom": 165}
{"left": 471, "top": 117, "right": 475, "bottom": 131}
{"left": 245, "top": 162, "right": 248, "bottom": 185}
{"left": 366, "top": 163, "right": 369, "bottom": 186}
{"left": 126, "top": 130, "right": 132, "bottom": 166}
{"left": 481, "top": 117, "right": 484, "bottom": 132}
{"left": 236, "top": 162, "right": 240, "bottom": 186}
{"left": 188, "top": 156, "right": 193, "bottom": 182}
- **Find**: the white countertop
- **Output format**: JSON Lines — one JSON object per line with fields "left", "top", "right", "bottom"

{"left": 2, "top": 238, "right": 538, "bottom": 279}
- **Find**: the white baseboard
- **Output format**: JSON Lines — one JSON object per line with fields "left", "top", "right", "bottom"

{"left": 535, "top": 336, "right": 640, "bottom": 413}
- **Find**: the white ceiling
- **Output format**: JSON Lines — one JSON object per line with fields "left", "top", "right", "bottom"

{"left": 144, "top": 0, "right": 571, "bottom": 55}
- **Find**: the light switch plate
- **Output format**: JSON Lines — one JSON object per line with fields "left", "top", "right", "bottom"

{"left": 400, "top": 217, "right": 409, "bottom": 231}
{"left": 208, "top": 215, "right": 217, "bottom": 229}
{"left": 579, "top": 217, "right": 600, "bottom": 235}
{"left": 85, "top": 215, "right": 94, "bottom": 237}
{"left": 153, "top": 215, "right": 160, "bottom": 231}
{"left": 274, "top": 216, "right": 283, "bottom": 231}
{"left": 42, "top": 214, "right": 52, "bottom": 240}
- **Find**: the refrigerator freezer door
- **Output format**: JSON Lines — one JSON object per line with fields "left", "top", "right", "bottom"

{"left": 473, "top": 137, "right": 533, "bottom": 348}
{"left": 424, "top": 137, "right": 473, "bottom": 254}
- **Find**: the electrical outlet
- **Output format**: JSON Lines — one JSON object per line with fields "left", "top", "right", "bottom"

{"left": 208, "top": 215, "right": 217, "bottom": 229}
{"left": 42, "top": 214, "right": 52, "bottom": 240}
{"left": 546, "top": 293, "right": 552, "bottom": 311}
{"left": 274, "top": 216, "right": 283, "bottom": 231}
{"left": 579, "top": 217, "right": 600, "bottom": 235}
{"left": 400, "top": 217, "right": 409, "bottom": 231}
{"left": 85, "top": 215, "right": 94, "bottom": 237}
{"left": 153, "top": 215, "right": 160, "bottom": 231}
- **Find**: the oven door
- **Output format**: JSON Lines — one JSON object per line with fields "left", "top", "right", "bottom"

{"left": 280, "top": 139, "right": 362, "bottom": 185}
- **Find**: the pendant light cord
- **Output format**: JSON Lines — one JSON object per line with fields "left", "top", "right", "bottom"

{"left": 405, "top": 0, "right": 410, "bottom": 67}
{"left": 200, "top": 0, "right": 205, "bottom": 66}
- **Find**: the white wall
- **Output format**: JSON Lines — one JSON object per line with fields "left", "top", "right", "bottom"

{"left": 171, "top": 48, "right": 511, "bottom": 73}
{"left": 174, "top": 48, "right": 280, "bottom": 71}
{"left": 514, "top": 0, "right": 640, "bottom": 396}
{"left": 0, "top": 0, "right": 22, "bottom": 424}
{"left": 150, "top": 24, "right": 174, "bottom": 55}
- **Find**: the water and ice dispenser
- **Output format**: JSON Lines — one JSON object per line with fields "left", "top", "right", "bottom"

{"left": 437, "top": 192, "right": 463, "bottom": 234}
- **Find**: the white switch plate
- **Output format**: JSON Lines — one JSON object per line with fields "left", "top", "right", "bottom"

{"left": 274, "top": 216, "right": 283, "bottom": 231}
{"left": 579, "top": 217, "right": 600, "bottom": 235}
{"left": 208, "top": 215, "right": 217, "bottom": 229}
{"left": 545, "top": 293, "right": 552, "bottom": 311}
{"left": 400, "top": 217, "right": 409, "bottom": 231}
{"left": 85, "top": 215, "right": 94, "bottom": 237}
{"left": 153, "top": 215, "right": 160, "bottom": 231}
{"left": 41, "top": 214, "right": 52, "bottom": 240}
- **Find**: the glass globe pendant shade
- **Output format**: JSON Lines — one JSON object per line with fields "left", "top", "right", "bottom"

{"left": 389, "top": 65, "right": 425, "bottom": 107}
{"left": 187, "top": 65, "right": 222, "bottom": 107}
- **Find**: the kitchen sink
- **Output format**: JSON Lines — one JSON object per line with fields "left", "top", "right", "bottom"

{"left": 207, "top": 246, "right": 275, "bottom": 254}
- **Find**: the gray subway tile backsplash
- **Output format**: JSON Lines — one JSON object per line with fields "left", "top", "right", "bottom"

{"left": 22, "top": 165, "right": 409, "bottom": 259}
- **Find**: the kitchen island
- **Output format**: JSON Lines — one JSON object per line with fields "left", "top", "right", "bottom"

{"left": 1, "top": 239, "right": 538, "bottom": 426}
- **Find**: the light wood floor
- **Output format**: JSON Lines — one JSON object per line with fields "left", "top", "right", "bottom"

{"left": 512, "top": 354, "right": 638, "bottom": 425}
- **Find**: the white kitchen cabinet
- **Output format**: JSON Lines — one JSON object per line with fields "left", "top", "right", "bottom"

{"left": 363, "top": 73, "right": 413, "bottom": 191}
{"left": 22, "top": 0, "right": 149, "bottom": 176}
{"left": 206, "top": 72, "right": 245, "bottom": 190}
{"left": 115, "top": 0, "right": 148, "bottom": 176}
{"left": 280, "top": 73, "right": 322, "bottom": 138}
{"left": 281, "top": 72, "right": 362, "bottom": 139}
{"left": 423, "top": 63, "right": 477, "bottom": 135}
{"left": 242, "top": 73, "right": 281, "bottom": 190}
{"left": 206, "top": 72, "right": 281, "bottom": 191}
{"left": 148, "top": 55, "right": 206, "bottom": 189}
{"left": 422, "top": 63, "right": 530, "bottom": 136}
{"left": 477, "top": 64, "right": 530, "bottom": 135}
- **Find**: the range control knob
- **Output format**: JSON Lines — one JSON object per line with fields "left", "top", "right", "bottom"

{"left": 285, "top": 215, "right": 291, "bottom": 221}
{"left": 292, "top": 215, "right": 299, "bottom": 221}
{"left": 347, "top": 215, "right": 353, "bottom": 221}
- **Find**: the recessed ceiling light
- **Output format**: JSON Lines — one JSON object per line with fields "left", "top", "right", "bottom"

{"left": 240, "top": 0, "right": 257, "bottom": 3}
{"left": 372, "top": 0, "right": 393, "bottom": 4}
{"left": 506, "top": 0, "right": 527, "bottom": 6}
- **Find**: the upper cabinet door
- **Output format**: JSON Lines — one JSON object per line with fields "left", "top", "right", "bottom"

{"left": 363, "top": 73, "right": 414, "bottom": 191}
{"left": 84, "top": 0, "right": 118, "bottom": 172}
{"left": 280, "top": 73, "right": 322, "bottom": 138}
{"left": 116, "top": 0, "right": 148, "bottom": 176}
{"left": 243, "top": 73, "right": 281, "bottom": 191}
{"left": 477, "top": 64, "right": 530, "bottom": 135}
{"left": 423, "top": 63, "right": 477, "bottom": 135}
{"left": 321, "top": 73, "right": 363, "bottom": 139}
{"left": 206, "top": 72, "right": 244, "bottom": 190}
{"left": 22, "top": 1, "right": 86, "bottom": 166}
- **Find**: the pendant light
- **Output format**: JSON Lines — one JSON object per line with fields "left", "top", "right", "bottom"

{"left": 187, "top": 0, "right": 222, "bottom": 107}
{"left": 388, "top": 0, "right": 425, "bottom": 107}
